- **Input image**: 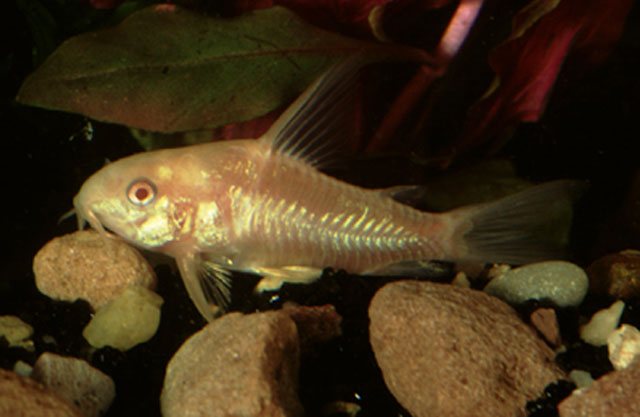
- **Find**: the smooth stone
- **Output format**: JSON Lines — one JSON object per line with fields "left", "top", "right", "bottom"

{"left": 568, "top": 369, "right": 594, "bottom": 389}
{"left": 82, "top": 285, "right": 163, "bottom": 351}
{"left": 607, "top": 324, "right": 640, "bottom": 370}
{"left": 580, "top": 300, "right": 625, "bottom": 346}
{"left": 12, "top": 360, "right": 33, "bottom": 377}
{"left": 369, "top": 280, "right": 565, "bottom": 417}
{"left": 484, "top": 261, "right": 589, "bottom": 307}
{"left": 161, "top": 310, "right": 304, "bottom": 417}
{"left": 31, "top": 352, "right": 115, "bottom": 417}
{"left": 33, "top": 230, "right": 157, "bottom": 310}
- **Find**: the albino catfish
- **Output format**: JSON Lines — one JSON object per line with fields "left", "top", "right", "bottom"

{"left": 73, "top": 59, "right": 581, "bottom": 321}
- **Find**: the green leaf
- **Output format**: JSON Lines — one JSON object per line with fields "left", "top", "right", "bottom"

{"left": 16, "top": 5, "right": 427, "bottom": 133}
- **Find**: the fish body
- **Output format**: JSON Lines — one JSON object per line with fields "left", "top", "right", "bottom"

{"left": 73, "top": 59, "right": 580, "bottom": 321}
{"left": 78, "top": 139, "right": 447, "bottom": 271}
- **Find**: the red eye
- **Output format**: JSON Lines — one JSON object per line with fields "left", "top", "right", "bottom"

{"left": 127, "top": 178, "right": 156, "bottom": 206}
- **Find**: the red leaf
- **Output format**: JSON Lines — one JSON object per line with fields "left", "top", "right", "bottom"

{"left": 449, "top": 0, "right": 634, "bottom": 161}
{"left": 231, "top": 0, "right": 413, "bottom": 40}
{"left": 212, "top": 109, "right": 280, "bottom": 140}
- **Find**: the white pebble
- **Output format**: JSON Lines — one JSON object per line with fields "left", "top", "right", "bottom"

{"left": 607, "top": 324, "right": 640, "bottom": 370}
{"left": 568, "top": 369, "right": 594, "bottom": 389}
{"left": 83, "top": 285, "right": 163, "bottom": 351}
{"left": 580, "top": 300, "right": 625, "bottom": 346}
{"left": 12, "top": 360, "right": 32, "bottom": 377}
{"left": 483, "top": 261, "right": 588, "bottom": 307}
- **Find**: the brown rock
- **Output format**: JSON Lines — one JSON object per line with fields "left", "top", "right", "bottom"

{"left": 530, "top": 308, "right": 562, "bottom": 347}
{"left": 558, "top": 357, "right": 640, "bottom": 417}
{"left": 31, "top": 352, "right": 115, "bottom": 417}
{"left": 282, "top": 304, "right": 342, "bottom": 352}
{"left": 369, "top": 280, "right": 566, "bottom": 417}
{"left": 33, "top": 230, "right": 156, "bottom": 310}
{"left": 0, "top": 368, "right": 83, "bottom": 417}
{"left": 161, "top": 311, "right": 303, "bottom": 417}
{"left": 586, "top": 250, "right": 640, "bottom": 298}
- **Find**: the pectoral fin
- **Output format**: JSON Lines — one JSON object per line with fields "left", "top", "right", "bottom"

{"left": 176, "top": 255, "right": 231, "bottom": 322}
{"left": 253, "top": 266, "right": 323, "bottom": 293}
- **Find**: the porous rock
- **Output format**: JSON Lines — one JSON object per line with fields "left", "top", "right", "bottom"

{"left": 0, "top": 368, "right": 83, "bottom": 417}
{"left": 161, "top": 311, "right": 304, "bottom": 417}
{"left": 31, "top": 352, "right": 115, "bottom": 417}
{"left": 558, "top": 357, "right": 640, "bottom": 417}
{"left": 586, "top": 250, "right": 640, "bottom": 298}
{"left": 369, "top": 280, "right": 565, "bottom": 417}
{"left": 484, "top": 261, "right": 589, "bottom": 308}
{"left": 0, "top": 315, "right": 34, "bottom": 351}
{"left": 33, "top": 230, "right": 156, "bottom": 310}
{"left": 82, "top": 285, "right": 163, "bottom": 351}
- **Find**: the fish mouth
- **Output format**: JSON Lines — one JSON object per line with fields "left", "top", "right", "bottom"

{"left": 74, "top": 201, "right": 118, "bottom": 239}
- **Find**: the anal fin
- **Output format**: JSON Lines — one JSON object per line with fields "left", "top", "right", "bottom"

{"left": 253, "top": 266, "right": 323, "bottom": 293}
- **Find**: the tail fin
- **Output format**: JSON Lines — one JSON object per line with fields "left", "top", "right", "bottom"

{"left": 447, "top": 180, "right": 586, "bottom": 265}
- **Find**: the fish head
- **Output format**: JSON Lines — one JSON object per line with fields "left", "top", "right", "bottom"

{"left": 73, "top": 152, "right": 178, "bottom": 250}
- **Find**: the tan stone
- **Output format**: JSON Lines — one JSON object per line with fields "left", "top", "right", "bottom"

{"left": 33, "top": 230, "right": 156, "bottom": 310}
{"left": 161, "top": 311, "right": 304, "bottom": 417}
{"left": 0, "top": 368, "right": 83, "bottom": 417}
{"left": 559, "top": 357, "right": 640, "bottom": 417}
{"left": 31, "top": 352, "right": 115, "bottom": 417}
{"left": 369, "top": 280, "right": 566, "bottom": 417}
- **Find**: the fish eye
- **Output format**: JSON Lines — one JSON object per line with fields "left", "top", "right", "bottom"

{"left": 127, "top": 178, "right": 156, "bottom": 206}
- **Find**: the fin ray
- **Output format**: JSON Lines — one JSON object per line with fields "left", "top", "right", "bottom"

{"left": 176, "top": 255, "right": 231, "bottom": 322}
{"left": 448, "top": 180, "right": 587, "bottom": 265}
{"left": 260, "top": 56, "right": 364, "bottom": 167}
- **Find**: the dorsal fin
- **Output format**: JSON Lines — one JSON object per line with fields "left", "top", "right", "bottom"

{"left": 260, "top": 56, "right": 363, "bottom": 167}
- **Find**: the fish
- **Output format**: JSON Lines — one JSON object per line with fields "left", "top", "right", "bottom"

{"left": 73, "top": 58, "right": 583, "bottom": 321}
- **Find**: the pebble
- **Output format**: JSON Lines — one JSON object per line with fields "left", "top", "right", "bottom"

{"left": 530, "top": 307, "right": 561, "bottom": 347}
{"left": 31, "top": 352, "right": 115, "bottom": 417}
{"left": 161, "top": 310, "right": 304, "bottom": 417}
{"left": 558, "top": 357, "right": 640, "bottom": 417}
{"left": 82, "top": 285, "right": 163, "bottom": 351}
{"left": 451, "top": 271, "right": 471, "bottom": 288}
{"left": 12, "top": 360, "right": 32, "bottom": 377}
{"left": 484, "top": 261, "right": 589, "bottom": 307}
{"left": 568, "top": 369, "right": 594, "bottom": 389}
{"left": 33, "top": 230, "right": 157, "bottom": 310}
{"left": 607, "top": 324, "right": 640, "bottom": 370}
{"left": 0, "top": 315, "right": 34, "bottom": 351}
{"left": 586, "top": 250, "right": 640, "bottom": 298}
{"left": 580, "top": 300, "right": 625, "bottom": 346}
{"left": 0, "top": 368, "right": 83, "bottom": 417}
{"left": 369, "top": 280, "right": 565, "bottom": 417}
